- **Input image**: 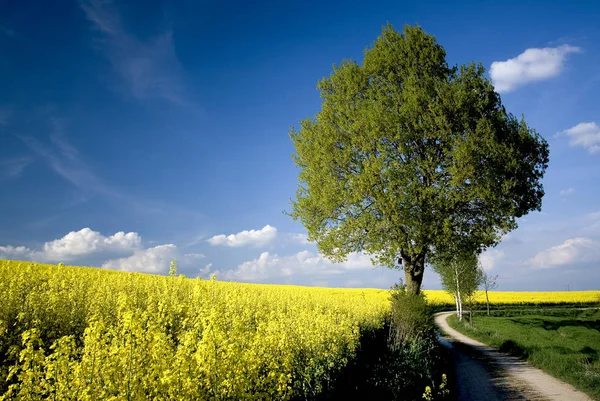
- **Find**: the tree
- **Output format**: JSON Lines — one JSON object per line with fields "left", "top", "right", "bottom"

{"left": 289, "top": 25, "right": 549, "bottom": 294}
{"left": 481, "top": 272, "right": 499, "bottom": 316}
{"left": 431, "top": 251, "right": 483, "bottom": 320}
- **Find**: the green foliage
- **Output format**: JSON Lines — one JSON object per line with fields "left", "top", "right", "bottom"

{"left": 423, "top": 374, "right": 450, "bottom": 401}
{"left": 371, "top": 282, "right": 451, "bottom": 400}
{"left": 323, "top": 322, "right": 451, "bottom": 401}
{"left": 431, "top": 251, "right": 483, "bottom": 301}
{"left": 448, "top": 310, "right": 600, "bottom": 400}
{"left": 289, "top": 24, "right": 549, "bottom": 294}
{"left": 389, "top": 282, "right": 434, "bottom": 345}
{"left": 430, "top": 251, "right": 483, "bottom": 320}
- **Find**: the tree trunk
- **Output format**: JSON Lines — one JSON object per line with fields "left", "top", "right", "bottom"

{"left": 454, "top": 295, "right": 459, "bottom": 316}
{"left": 485, "top": 289, "right": 490, "bottom": 316}
{"left": 455, "top": 269, "right": 462, "bottom": 321}
{"left": 403, "top": 257, "right": 424, "bottom": 295}
{"left": 468, "top": 297, "right": 473, "bottom": 326}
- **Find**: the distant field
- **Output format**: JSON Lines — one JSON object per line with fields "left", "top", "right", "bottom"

{"left": 423, "top": 289, "right": 600, "bottom": 306}
{"left": 448, "top": 309, "right": 600, "bottom": 400}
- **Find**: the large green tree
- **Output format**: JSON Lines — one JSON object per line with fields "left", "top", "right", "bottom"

{"left": 289, "top": 25, "right": 549, "bottom": 294}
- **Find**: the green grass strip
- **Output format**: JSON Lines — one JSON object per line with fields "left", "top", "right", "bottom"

{"left": 448, "top": 310, "right": 600, "bottom": 400}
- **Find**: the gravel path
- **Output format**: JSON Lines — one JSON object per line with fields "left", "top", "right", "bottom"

{"left": 434, "top": 312, "right": 593, "bottom": 401}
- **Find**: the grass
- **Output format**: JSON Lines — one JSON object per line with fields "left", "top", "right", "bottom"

{"left": 448, "top": 308, "right": 600, "bottom": 400}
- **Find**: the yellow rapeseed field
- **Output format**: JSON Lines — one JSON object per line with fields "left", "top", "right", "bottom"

{"left": 0, "top": 260, "right": 390, "bottom": 400}
{"left": 422, "top": 289, "right": 600, "bottom": 305}
{"left": 0, "top": 259, "right": 597, "bottom": 400}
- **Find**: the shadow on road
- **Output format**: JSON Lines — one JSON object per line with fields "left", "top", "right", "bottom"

{"left": 439, "top": 335, "right": 546, "bottom": 401}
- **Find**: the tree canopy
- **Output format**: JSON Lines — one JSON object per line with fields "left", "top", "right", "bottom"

{"left": 289, "top": 25, "right": 549, "bottom": 294}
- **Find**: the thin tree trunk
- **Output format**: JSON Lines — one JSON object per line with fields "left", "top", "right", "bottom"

{"left": 485, "top": 289, "right": 490, "bottom": 316}
{"left": 468, "top": 297, "right": 473, "bottom": 326}
{"left": 455, "top": 269, "right": 462, "bottom": 321}
{"left": 454, "top": 295, "right": 459, "bottom": 317}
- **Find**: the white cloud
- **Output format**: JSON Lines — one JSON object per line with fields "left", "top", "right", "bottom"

{"left": 529, "top": 237, "right": 600, "bottom": 268}
{"left": 208, "top": 225, "right": 277, "bottom": 247}
{"left": 0, "top": 228, "right": 140, "bottom": 263}
{"left": 0, "top": 228, "right": 207, "bottom": 275}
{"left": 500, "top": 232, "right": 515, "bottom": 243}
{"left": 490, "top": 45, "right": 581, "bottom": 93}
{"left": 102, "top": 244, "right": 176, "bottom": 273}
{"left": 182, "top": 253, "right": 205, "bottom": 264}
{"left": 560, "top": 122, "right": 600, "bottom": 154}
{"left": 559, "top": 187, "right": 575, "bottom": 197}
{"left": 39, "top": 227, "right": 141, "bottom": 262}
{"left": 215, "top": 250, "right": 374, "bottom": 282}
{"left": 0, "top": 245, "right": 33, "bottom": 260}
{"left": 479, "top": 249, "right": 505, "bottom": 271}
{"left": 288, "top": 233, "right": 310, "bottom": 245}
{"left": 199, "top": 263, "right": 213, "bottom": 276}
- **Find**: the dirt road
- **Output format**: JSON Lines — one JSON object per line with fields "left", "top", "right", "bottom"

{"left": 434, "top": 312, "right": 593, "bottom": 401}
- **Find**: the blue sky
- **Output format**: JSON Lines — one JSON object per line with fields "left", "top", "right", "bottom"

{"left": 1, "top": 0, "right": 599, "bottom": 290}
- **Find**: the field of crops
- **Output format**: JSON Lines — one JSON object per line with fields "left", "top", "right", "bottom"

{"left": 2, "top": 260, "right": 598, "bottom": 400}
{"left": 422, "top": 289, "right": 600, "bottom": 306}
{"left": 0, "top": 260, "right": 390, "bottom": 400}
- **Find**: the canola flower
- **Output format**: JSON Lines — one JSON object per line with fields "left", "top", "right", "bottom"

{"left": 422, "top": 289, "right": 600, "bottom": 305}
{"left": 1, "top": 260, "right": 598, "bottom": 400}
{"left": 0, "top": 260, "right": 390, "bottom": 400}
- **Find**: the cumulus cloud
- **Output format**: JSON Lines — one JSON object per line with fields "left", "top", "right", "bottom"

{"left": 102, "top": 244, "right": 176, "bottom": 273}
{"left": 479, "top": 249, "right": 505, "bottom": 271}
{"left": 288, "top": 233, "right": 310, "bottom": 245}
{"left": 0, "top": 228, "right": 141, "bottom": 263}
{"left": 0, "top": 228, "right": 204, "bottom": 274}
{"left": 0, "top": 245, "right": 33, "bottom": 260}
{"left": 560, "top": 122, "right": 600, "bottom": 154}
{"left": 208, "top": 225, "right": 277, "bottom": 247}
{"left": 199, "top": 263, "right": 213, "bottom": 277}
{"left": 40, "top": 228, "right": 141, "bottom": 262}
{"left": 215, "top": 250, "right": 374, "bottom": 282}
{"left": 490, "top": 45, "right": 581, "bottom": 93}
{"left": 529, "top": 237, "right": 600, "bottom": 268}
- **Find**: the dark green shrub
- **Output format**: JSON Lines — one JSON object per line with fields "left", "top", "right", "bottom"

{"left": 389, "top": 282, "right": 434, "bottom": 348}
{"left": 321, "top": 282, "right": 452, "bottom": 400}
